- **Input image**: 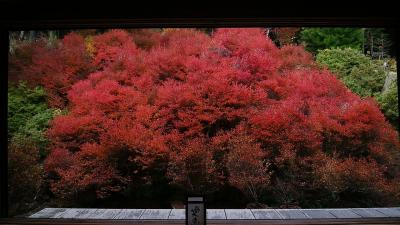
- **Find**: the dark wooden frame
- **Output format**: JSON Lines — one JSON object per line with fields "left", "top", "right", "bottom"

{"left": 1, "top": 17, "right": 399, "bottom": 30}
{"left": 1, "top": 2, "right": 399, "bottom": 224}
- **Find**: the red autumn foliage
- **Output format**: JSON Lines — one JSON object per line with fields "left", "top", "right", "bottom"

{"left": 278, "top": 45, "right": 315, "bottom": 71}
{"left": 92, "top": 30, "right": 139, "bottom": 69}
{"left": 10, "top": 28, "right": 398, "bottom": 206}
{"left": 167, "top": 138, "right": 222, "bottom": 194}
{"left": 221, "top": 130, "right": 270, "bottom": 202}
{"left": 316, "top": 156, "right": 399, "bottom": 205}
{"left": 8, "top": 33, "right": 93, "bottom": 108}
{"left": 46, "top": 144, "right": 129, "bottom": 199}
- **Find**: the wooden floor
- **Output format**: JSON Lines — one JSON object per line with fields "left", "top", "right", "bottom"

{"left": 28, "top": 207, "right": 400, "bottom": 220}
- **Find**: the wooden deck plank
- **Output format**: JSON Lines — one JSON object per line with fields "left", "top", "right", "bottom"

{"left": 375, "top": 208, "right": 400, "bottom": 217}
{"left": 29, "top": 208, "right": 62, "bottom": 218}
{"left": 84, "top": 209, "right": 108, "bottom": 219}
{"left": 90, "top": 209, "right": 123, "bottom": 219}
{"left": 28, "top": 208, "right": 54, "bottom": 218}
{"left": 206, "top": 209, "right": 226, "bottom": 219}
{"left": 250, "top": 209, "right": 282, "bottom": 219}
{"left": 54, "top": 208, "right": 87, "bottom": 219}
{"left": 49, "top": 208, "right": 69, "bottom": 218}
{"left": 114, "top": 209, "right": 145, "bottom": 219}
{"left": 275, "top": 209, "right": 309, "bottom": 219}
{"left": 351, "top": 208, "right": 387, "bottom": 218}
{"left": 168, "top": 209, "right": 185, "bottom": 219}
{"left": 71, "top": 208, "right": 97, "bottom": 219}
{"left": 300, "top": 209, "right": 336, "bottom": 219}
{"left": 224, "top": 209, "right": 254, "bottom": 219}
{"left": 327, "top": 209, "right": 362, "bottom": 218}
{"left": 140, "top": 209, "right": 171, "bottom": 219}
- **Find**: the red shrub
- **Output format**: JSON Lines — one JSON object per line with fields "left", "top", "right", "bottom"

{"left": 278, "top": 45, "right": 315, "bottom": 71}
{"left": 211, "top": 28, "right": 278, "bottom": 57}
{"left": 92, "top": 30, "right": 138, "bottom": 69}
{"left": 221, "top": 130, "right": 270, "bottom": 202}
{"left": 8, "top": 33, "right": 93, "bottom": 107}
{"left": 35, "top": 28, "right": 399, "bottom": 204}
{"left": 167, "top": 138, "right": 222, "bottom": 194}
{"left": 316, "top": 156, "right": 399, "bottom": 205}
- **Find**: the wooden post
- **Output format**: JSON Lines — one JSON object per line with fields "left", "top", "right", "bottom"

{"left": 0, "top": 28, "right": 8, "bottom": 218}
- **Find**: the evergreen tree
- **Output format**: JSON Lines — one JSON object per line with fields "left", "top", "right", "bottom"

{"left": 299, "top": 28, "right": 363, "bottom": 54}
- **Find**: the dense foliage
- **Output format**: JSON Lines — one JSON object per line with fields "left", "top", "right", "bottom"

{"left": 8, "top": 142, "right": 42, "bottom": 215}
{"left": 8, "top": 28, "right": 400, "bottom": 209}
{"left": 316, "top": 48, "right": 385, "bottom": 96}
{"left": 377, "top": 80, "right": 399, "bottom": 128}
{"left": 316, "top": 48, "right": 398, "bottom": 128}
{"left": 8, "top": 83, "right": 58, "bottom": 215}
{"left": 8, "top": 82, "right": 60, "bottom": 156}
{"left": 8, "top": 33, "right": 93, "bottom": 108}
{"left": 299, "top": 28, "right": 363, "bottom": 54}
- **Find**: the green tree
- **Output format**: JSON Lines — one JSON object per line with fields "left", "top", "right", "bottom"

{"left": 8, "top": 82, "right": 60, "bottom": 157}
{"left": 299, "top": 28, "right": 363, "bottom": 54}
{"left": 377, "top": 78, "right": 398, "bottom": 129}
{"left": 342, "top": 60, "right": 387, "bottom": 97}
{"left": 316, "top": 48, "right": 385, "bottom": 97}
{"left": 8, "top": 82, "right": 61, "bottom": 216}
{"left": 316, "top": 48, "right": 398, "bottom": 128}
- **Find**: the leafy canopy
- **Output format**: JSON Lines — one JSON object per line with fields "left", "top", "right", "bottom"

{"left": 8, "top": 82, "right": 60, "bottom": 156}
{"left": 316, "top": 48, "right": 398, "bottom": 128}
{"left": 300, "top": 28, "right": 363, "bottom": 54}
{"left": 9, "top": 29, "right": 400, "bottom": 207}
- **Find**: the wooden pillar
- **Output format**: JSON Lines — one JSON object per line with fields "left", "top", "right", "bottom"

{"left": 0, "top": 28, "right": 8, "bottom": 218}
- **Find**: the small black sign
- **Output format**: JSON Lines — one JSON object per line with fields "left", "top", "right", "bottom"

{"left": 186, "top": 196, "right": 206, "bottom": 225}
